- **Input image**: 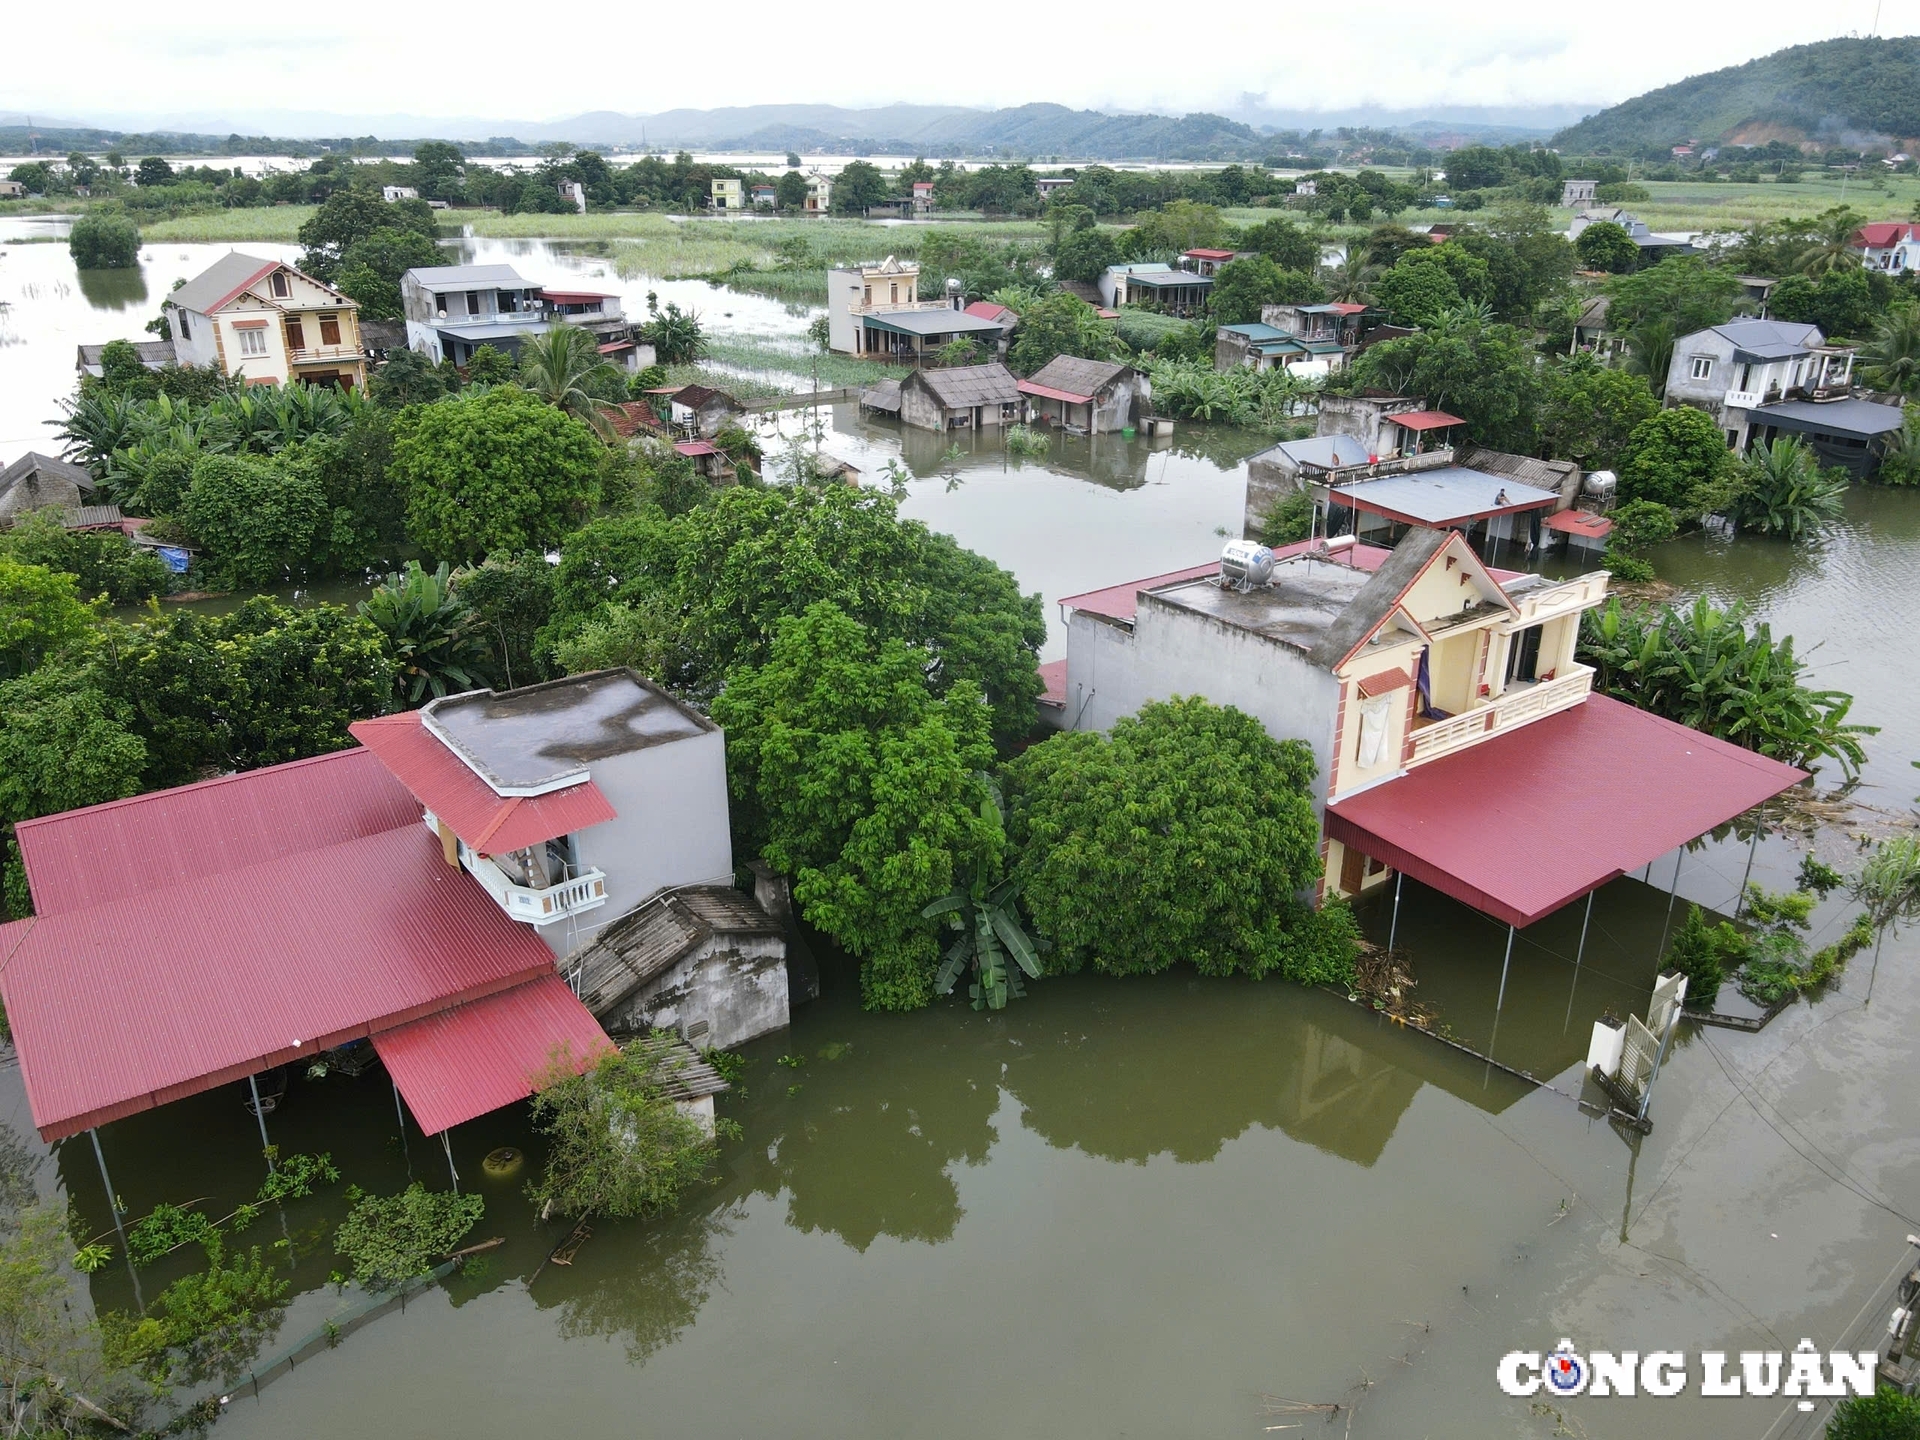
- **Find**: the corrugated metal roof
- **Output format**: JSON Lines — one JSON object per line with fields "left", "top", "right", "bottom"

{"left": 407, "top": 264, "right": 531, "bottom": 289}
{"left": 1392, "top": 410, "right": 1465, "bottom": 431}
{"left": 1024, "top": 355, "right": 1132, "bottom": 400}
{"left": 0, "top": 824, "right": 558, "bottom": 1140}
{"left": 1331, "top": 467, "right": 1559, "bottom": 526}
{"left": 16, "top": 748, "right": 420, "bottom": 918}
{"left": 373, "top": 974, "right": 613, "bottom": 1135}
{"left": 1327, "top": 695, "right": 1806, "bottom": 926}
{"left": 348, "top": 712, "right": 616, "bottom": 855}
{"left": 1018, "top": 381, "right": 1094, "bottom": 405}
{"left": 1752, "top": 397, "right": 1907, "bottom": 436}
{"left": 168, "top": 253, "right": 279, "bottom": 316}
{"left": 1037, "top": 658, "right": 1067, "bottom": 708}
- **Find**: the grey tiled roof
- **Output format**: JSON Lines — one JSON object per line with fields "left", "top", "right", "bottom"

{"left": 908, "top": 362, "right": 1021, "bottom": 410}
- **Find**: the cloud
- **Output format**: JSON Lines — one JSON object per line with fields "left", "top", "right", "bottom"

{"left": 4, "top": 0, "right": 1915, "bottom": 129}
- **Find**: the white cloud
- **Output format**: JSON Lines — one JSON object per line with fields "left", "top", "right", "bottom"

{"left": 3, "top": 0, "right": 1913, "bottom": 128}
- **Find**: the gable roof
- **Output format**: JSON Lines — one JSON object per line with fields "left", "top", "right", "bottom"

{"left": 673, "top": 383, "right": 738, "bottom": 411}
{"left": 1701, "top": 318, "right": 1825, "bottom": 359}
{"left": 167, "top": 252, "right": 281, "bottom": 315}
{"left": 1306, "top": 528, "right": 1509, "bottom": 671}
{"left": 907, "top": 362, "right": 1021, "bottom": 409}
{"left": 1022, "top": 355, "right": 1133, "bottom": 401}
{"left": 0, "top": 452, "right": 94, "bottom": 522}
{"left": 1855, "top": 222, "right": 1915, "bottom": 248}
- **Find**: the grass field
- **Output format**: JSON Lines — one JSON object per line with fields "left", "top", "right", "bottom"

{"left": 700, "top": 336, "right": 905, "bottom": 391}
{"left": 142, "top": 206, "right": 317, "bottom": 242}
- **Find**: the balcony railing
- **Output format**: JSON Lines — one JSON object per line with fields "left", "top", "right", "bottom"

{"left": 466, "top": 851, "right": 608, "bottom": 927}
{"left": 1724, "top": 388, "right": 1765, "bottom": 410}
{"left": 288, "top": 343, "right": 360, "bottom": 363}
{"left": 1503, "top": 571, "right": 1609, "bottom": 629}
{"left": 431, "top": 309, "right": 546, "bottom": 328}
{"left": 1405, "top": 664, "right": 1594, "bottom": 768}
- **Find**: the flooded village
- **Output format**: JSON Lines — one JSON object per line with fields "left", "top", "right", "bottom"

{"left": 4, "top": 69, "right": 1920, "bottom": 1439}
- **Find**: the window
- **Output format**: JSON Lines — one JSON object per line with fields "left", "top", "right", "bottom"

{"left": 863, "top": 286, "right": 872, "bottom": 305}
{"left": 1689, "top": 356, "right": 1712, "bottom": 381}
{"left": 269, "top": 271, "right": 290, "bottom": 299}
{"left": 890, "top": 283, "right": 898, "bottom": 303}
{"left": 318, "top": 314, "right": 341, "bottom": 346}
{"left": 235, "top": 327, "right": 268, "bottom": 357}
{"left": 176, "top": 311, "right": 190, "bottom": 340}
{"left": 465, "top": 290, "right": 482, "bottom": 317}
{"left": 284, "top": 318, "right": 305, "bottom": 352}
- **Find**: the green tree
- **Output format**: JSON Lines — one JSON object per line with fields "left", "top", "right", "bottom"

{"left": 297, "top": 190, "right": 438, "bottom": 282}
{"left": 516, "top": 323, "right": 624, "bottom": 436}
{"left": 1624, "top": 317, "right": 1678, "bottom": 399}
{"left": 463, "top": 344, "right": 513, "bottom": 384}
{"left": 1008, "top": 292, "right": 1116, "bottom": 375}
{"left": 1005, "top": 696, "right": 1356, "bottom": 984}
{"left": 0, "top": 510, "right": 169, "bottom": 605}
{"left": 1372, "top": 255, "right": 1462, "bottom": 326}
{"left": 1574, "top": 220, "right": 1639, "bottom": 273}
{"left": 1617, "top": 406, "right": 1734, "bottom": 511}
{"left": 369, "top": 349, "right": 449, "bottom": 408}
{"left": 637, "top": 300, "right": 707, "bottom": 364}
{"left": 1860, "top": 307, "right": 1920, "bottom": 396}
{"left": 527, "top": 1038, "right": 721, "bottom": 1219}
{"left": 392, "top": 386, "right": 601, "bottom": 563}
{"left": 1664, "top": 903, "right": 1727, "bottom": 1008}
{"left": 1795, "top": 205, "right": 1869, "bottom": 275}
{"left": 359, "top": 561, "right": 492, "bottom": 704}
{"left": 455, "top": 551, "right": 556, "bottom": 690}
{"left": 831, "top": 160, "right": 888, "bottom": 215}
{"left": 1536, "top": 354, "right": 1660, "bottom": 469}
{"left": 713, "top": 602, "right": 1001, "bottom": 1009}
{"left": 134, "top": 156, "right": 174, "bottom": 187}
{"left": 923, "top": 781, "right": 1042, "bottom": 1010}
{"left": 0, "top": 664, "right": 146, "bottom": 826}
{"left": 180, "top": 451, "right": 339, "bottom": 587}
{"left": 0, "top": 558, "right": 95, "bottom": 679}
{"left": 1606, "top": 257, "right": 1745, "bottom": 336}
{"left": 333, "top": 1184, "right": 484, "bottom": 1289}
{"left": 1052, "top": 226, "right": 1118, "bottom": 284}
{"left": 1207, "top": 256, "right": 1325, "bottom": 326}
{"left": 333, "top": 225, "right": 441, "bottom": 320}
{"left": 1727, "top": 437, "right": 1848, "bottom": 541}
{"left": 1768, "top": 268, "right": 1877, "bottom": 340}
{"left": 1239, "top": 216, "right": 1320, "bottom": 273}
{"left": 1347, "top": 319, "right": 1540, "bottom": 452}
{"left": 1824, "top": 1387, "right": 1920, "bottom": 1439}
{"left": 67, "top": 211, "right": 140, "bottom": 269}
{"left": 1878, "top": 405, "right": 1920, "bottom": 485}
{"left": 774, "top": 170, "right": 808, "bottom": 210}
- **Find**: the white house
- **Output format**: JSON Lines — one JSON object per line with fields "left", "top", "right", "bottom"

{"left": 164, "top": 252, "right": 366, "bottom": 390}
{"left": 400, "top": 262, "right": 643, "bottom": 368}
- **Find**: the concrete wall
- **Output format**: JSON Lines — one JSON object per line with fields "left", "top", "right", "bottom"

{"left": 1316, "top": 394, "right": 1423, "bottom": 454}
{"left": 558, "top": 728, "right": 735, "bottom": 960}
{"left": 169, "top": 308, "right": 220, "bottom": 368}
{"left": 1063, "top": 599, "right": 1342, "bottom": 809}
{"left": 613, "top": 936, "right": 790, "bottom": 1049}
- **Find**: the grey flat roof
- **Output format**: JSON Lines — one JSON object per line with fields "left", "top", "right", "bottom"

{"left": 435, "top": 322, "right": 544, "bottom": 344}
{"left": 863, "top": 308, "right": 1007, "bottom": 337}
{"left": 1753, "top": 397, "right": 1907, "bottom": 436}
{"left": 1124, "top": 269, "right": 1213, "bottom": 288}
{"left": 407, "top": 264, "right": 532, "bottom": 289}
{"left": 422, "top": 670, "right": 713, "bottom": 792}
{"left": 1149, "top": 557, "right": 1379, "bottom": 656}
{"left": 1331, "top": 467, "right": 1559, "bottom": 524}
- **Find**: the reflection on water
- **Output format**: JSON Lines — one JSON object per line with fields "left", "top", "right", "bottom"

{"left": 75, "top": 265, "right": 148, "bottom": 311}
{"left": 538, "top": 1204, "right": 733, "bottom": 1363}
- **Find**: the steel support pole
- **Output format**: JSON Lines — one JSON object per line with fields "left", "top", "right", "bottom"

{"left": 1564, "top": 890, "right": 1597, "bottom": 1034}
{"left": 1655, "top": 849, "right": 1686, "bottom": 960}
{"left": 91, "top": 1129, "right": 143, "bottom": 1310}
{"left": 1495, "top": 924, "right": 1516, "bottom": 1011}
{"left": 1387, "top": 871, "right": 1404, "bottom": 953}
{"left": 392, "top": 1080, "right": 413, "bottom": 1177}
{"left": 1735, "top": 825, "right": 1761, "bottom": 918}
{"left": 441, "top": 1132, "right": 460, "bottom": 1194}
{"left": 248, "top": 1075, "right": 274, "bottom": 1171}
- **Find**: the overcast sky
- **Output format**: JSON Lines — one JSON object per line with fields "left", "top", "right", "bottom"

{"left": 6, "top": 1, "right": 1916, "bottom": 131}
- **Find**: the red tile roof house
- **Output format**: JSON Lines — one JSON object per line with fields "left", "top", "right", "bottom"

{"left": 1045, "top": 529, "right": 1803, "bottom": 956}
{"left": 0, "top": 669, "right": 789, "bottom": 1151}
{"left": 1853, "top": 221, "right": 1920, "bottom": 273}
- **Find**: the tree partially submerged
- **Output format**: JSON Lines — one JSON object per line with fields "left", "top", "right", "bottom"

{"left": 333, "top": 1183, "right": 485, "bottom": 1289}
{"left": 527, "top": 1039, "right": 720, "bottom": 1221}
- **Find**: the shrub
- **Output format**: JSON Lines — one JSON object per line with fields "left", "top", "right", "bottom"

{"left": 1665, "top": 904, "right": 1727, "bottom": 1007}
{"left": 1617, "top": 407, "right": 1734, "bottom": 512}
{"left": 68, "top": 212, "right": 141, "bottom": 269}
{"left": 1825, "top": 1387, "right": 1920, "bottom": 1440}
{"left": 333, "top": 1184, "right": 484, "bottom": 1289}
{"left": 1261, "top": 489, "right": 1314, "bottom": 546}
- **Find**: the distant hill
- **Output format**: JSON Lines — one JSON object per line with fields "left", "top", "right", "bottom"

{"left": 1552, "top": 35, "right": 1920, "bottom": 154}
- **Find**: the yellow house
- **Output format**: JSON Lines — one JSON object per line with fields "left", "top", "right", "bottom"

{"left": 710, "top": 177, "right": 744, "bottom": 211}
{"left": 165, "top": 252, "right": 366, "bottom": 390}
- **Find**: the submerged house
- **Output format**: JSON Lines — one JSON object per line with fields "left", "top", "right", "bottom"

{"left": 0, "top": 452, "right": 100, "bottom": 527}
{"left": 1046, "top": 529, "right": 1803, "bottom": 934}
{"left": 0, "top": 669, "right": 791, "bottom": 1148}
{"left": 898, "top": 362, "right": 1023, "bottom": 431}
{"left": 1016, "top": 355, "right": 1148, "bottom": 433}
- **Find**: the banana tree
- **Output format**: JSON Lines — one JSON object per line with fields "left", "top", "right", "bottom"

{"left": 921, "top": 782, "right": 1043, "bottom": 1010}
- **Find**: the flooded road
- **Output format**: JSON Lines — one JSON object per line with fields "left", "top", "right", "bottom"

{"left": 3, "top": 223, "right": 1917, "bottom": 1437}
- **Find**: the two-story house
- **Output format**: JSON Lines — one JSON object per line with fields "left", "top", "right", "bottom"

{"left": 401, "top": 263, "right": 640, "bottom": 368}
{"left": 824, "top": 256, "right": 1007, "bottom": 358}
{"left": 804, "top": 173, "right": 831, "bottom": 213}
{"left": 165, "top": 252, "right": 366, "bottom": 390}
{"left": 1042, "top": 528, "right": 1804, "bottom": 949}
{"left": 1854, "top": 222, "right": 1920, "bottom": 272}
{"left": 711, "top": 177, "right": 744, "bottom": 211}
{"left": 1663, "top": 319, "right": 1905, "bottom": 472}
{"left": 0, "top": 668, "right": 794, "bottom": 1152}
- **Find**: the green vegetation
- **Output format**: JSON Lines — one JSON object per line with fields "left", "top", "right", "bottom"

{"left": 1009, "top": 293, "right": 1120, "bottom": 374}
{"left": 1825, "top": 1386, "right": 1920, "bottom": 1439}
{"left": 1665, "top": 904, "right": 1742, "bottom": 1007}
{"left": 1727, "top": 438, "right": 1848, "bottom": 540}
{"left": 359, "top": 561, "right": 491, "bottom": 704}
{"left": 66, "top": 211, "right": 139, "bottom": 269}
{"left": 1006, "top": 696, "right": 1358, "bottom": 986}
{"left": 1260, "top": 489, "right": 1316, "bottom": 546}
{"left": 333, "top": 1183, "right": 485, "bottom": 1288}
{"left": 0, "top": 510, "right": 170, "bottom": 607}
{"left": 924, "top": 781, "right": 1045, "bottom": 1010}
{"left": 526, "top": 1037, "right": 722, "bottom": 1220}
{"left": 1208, "top": 256, "right": 1322, "bottom": 325}
{"left": 1145, "top": 358, "right": 1315, "bottom": 432}
{"left": 1578, "top": 595, "right": 1872, "bottom": 777}
{"left": 1616, "top": 407, "right": 1735, "bottom": 512}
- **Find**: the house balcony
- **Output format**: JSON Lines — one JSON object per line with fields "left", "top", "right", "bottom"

{"left": 1407, "top": 664, "right": 1595, "bottom": 767}
{"left": 465, "top": 851, "right": 608, "bottom": 927}
{"left": 1501, "top": 570, "right": 1609, "bottom": 630}
{"left": 288, "top": 344, "right": 362, "bottom": 364}
{"left": 1724, "top": 388, "right": 1767, "bottom": 410}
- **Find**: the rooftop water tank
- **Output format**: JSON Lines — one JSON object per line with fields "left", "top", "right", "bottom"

{"left": 1583, "top": 469, "right": 1618, "bottom": 504}
{"left": 1220, "top": 540, "right": 1275, "bottom": 591}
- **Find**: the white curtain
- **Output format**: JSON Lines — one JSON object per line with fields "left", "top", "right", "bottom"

{"left": 1357, "top": 695, "right": 1390, "bottom": 768}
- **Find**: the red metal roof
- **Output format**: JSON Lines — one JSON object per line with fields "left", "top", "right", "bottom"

{"left": 1544, "top": 509, "right": 1613, "bottom": 538}
{"left": 1392, "top": 410, "right": 1466, "bottom": 431}
{"left": 349, "top": 712, "right": 616, "bottom": 855}
{"left": 597, "top": 340, "right": 634, "bottom": 354}
{"left": 1018, "top": 380, "right": 1095, "bottom": 405}
{"left": 1037, "top": 658, "right": 1067, "bottom": 708}
{"left": 1325, "top": 303, "right": 1368, "bottom": 315}
{"left": 674, "top": 440, "right": 720, "bottom": 457}
{"left": 963, "top": 300, "right": 1013, "bottom": 322}
{"left": 16, "top": 748, "right": 419, "bottom": 918}
{"left": 608, "top": 399, "right": 661, "bottom": 437}
{"left": 1855, "top": 222, "right": 1913, "bottom": 248}
{"left": 372, "top": 974, "right": 612, "bottom": 1135}
{"left": 0, "top": 824, "right": 558, "bottom": 1140}
{"left": 1185, "top": 248, "right": 1237, "bottom": 260}
{"left": 540, "top": 289, "right": 618, "bottom": 303}
{"left": 1325, "top": 694, "right": 1806, "bottom": 927}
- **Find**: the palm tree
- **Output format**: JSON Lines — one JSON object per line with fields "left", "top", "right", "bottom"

{"left": 1625, "top": 318, "right": 1676, "bottom": 398}
{"left": 517, "top": 323, "right": 622, "bottom": 438}
{"left": 1860, "top": 307, "right": 1920, "bottom": 397}
{"left": 1879, "top": 408, "right": 1920, "bottom": 485}
{"left": 1728, "top": 437, "right": 1848, "bottom": 542}
{"left": 1321, "top": 243, "right": 1379, "bottom": 305}
{"left": 359, "top": 561, "right": 492, "bottom": 705}
{"left": 1794, "top": 207, "right": 1867, "bottom": 276}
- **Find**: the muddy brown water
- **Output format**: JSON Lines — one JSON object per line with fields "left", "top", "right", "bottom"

{"left": 5, "top": 228, "right": 1919, "bottom": 1436}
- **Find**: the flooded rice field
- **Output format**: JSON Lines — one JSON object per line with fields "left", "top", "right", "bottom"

{"left": 3, "top": 223, "right": 1918, "bottom": 1437}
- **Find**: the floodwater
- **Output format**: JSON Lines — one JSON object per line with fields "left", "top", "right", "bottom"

{"left": 3, "top": 226, "right": 1918, "bottom": 1437}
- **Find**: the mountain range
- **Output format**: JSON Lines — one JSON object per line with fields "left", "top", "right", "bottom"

{"left": 1551, "top": 35, "right": 1920, "bottom": 153}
